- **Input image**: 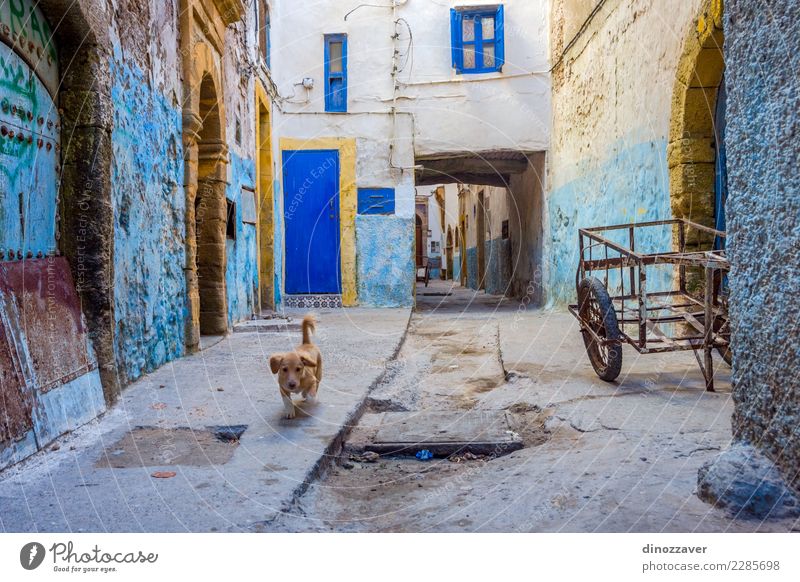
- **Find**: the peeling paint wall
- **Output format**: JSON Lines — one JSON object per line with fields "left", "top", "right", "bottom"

{"left": 724, "top": 0, "right": 800, "bottom": 490}
{"left": 356, "top": 215, "right": 414, "bottom": 307}
{"left": 109, "top": 53, "right": 185, "bottom": 383}
{"left": 108, "top": 0, "right": 260, "bottom": 380}
{"left": 225, "top": 152, "right": 259, "bottom": 323}
{"left": 221, "top": 5, "right": 262, "bottom": 325}
{"left": 547, "top": 0, "right": 703, "bottom": 305}
{"left": 459, "top": 183, "right": 512, "bottom": 293}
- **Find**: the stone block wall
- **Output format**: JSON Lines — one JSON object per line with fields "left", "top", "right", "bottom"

{"left": 723, "top": 0, "right": 800, "bottom": 490}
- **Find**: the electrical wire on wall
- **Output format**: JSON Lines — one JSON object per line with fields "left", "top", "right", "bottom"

{"left": 395, "top": 17, "right": 414, "bottom": 79}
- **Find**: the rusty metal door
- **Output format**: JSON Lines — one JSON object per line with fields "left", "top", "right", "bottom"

{"left": 1, "top": 0, "right": 63, "bottom": 451}
{"left": 0, "top": 295, "right": 33, "bottom": 445}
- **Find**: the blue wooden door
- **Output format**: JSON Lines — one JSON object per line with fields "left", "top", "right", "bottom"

{"left": 282, "top": 150, "right": 341, "bottom": 294}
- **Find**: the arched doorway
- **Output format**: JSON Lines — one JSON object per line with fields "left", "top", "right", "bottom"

{"left": 256, "top": 88, "right": 274, "bottom": 310}
{"left": 668, "top": 0, "right": 725, "bottom": 254}
{"left": 194, "top": 73, "right": 228, "bottom": 335}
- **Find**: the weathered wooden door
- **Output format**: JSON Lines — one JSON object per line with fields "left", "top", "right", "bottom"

{"left": 282, "top": 150, "right": 341, "bottom": 294}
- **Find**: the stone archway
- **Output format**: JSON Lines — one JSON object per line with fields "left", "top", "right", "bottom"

{"left": 668, "top": 0, "right": 725, "bottom": 251}
{"left": 195, "top": 74, "right": 228, "bottom": 335}
{"left": 35, "top": 0, "right": 119, "bottom": 402}
{"left": 255, "top": 85, "right": 274, "bottom": 311}
{"left": 182, "top": 41, "right": 230, "bottom": 349}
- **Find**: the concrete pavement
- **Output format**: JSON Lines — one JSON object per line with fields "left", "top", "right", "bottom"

{"left": 273, "top": 281, "right": 799, "bottom": 532}
{"left": 0, "top": 308, "right": 410, "bottom": 532}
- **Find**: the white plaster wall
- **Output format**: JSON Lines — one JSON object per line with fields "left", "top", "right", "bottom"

{"left": 224, "top": 9, "right": 258, "bottom": 161}
{"left": 272, "top": 112, "right": 416, "bottom": 218}
{"left": 421, "top": 187, "right": 444, "bottom": 256}
{"left": 398, "top": 0, "right": 551, "bottom": 155}
{"left": 444, "top": 183, "right": 460, "bottom": 232}
{"left": 484, "top": 185, "right": 509, "bottom": 239}
{"left": 549, "top": 0, "right": 704, "bottom": 191}
{"left": 271, "top": 0, "right": 551, "bottom": 158}
{"left": 425, "top": 182, "right": 462, "bottom": 251}
{"left": 546, "top": 0, "right": 704, "bottom": 303}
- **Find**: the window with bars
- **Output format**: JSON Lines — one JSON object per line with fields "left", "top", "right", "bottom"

{"left": 450, "top": 5, "right": 505, "bottom": 74}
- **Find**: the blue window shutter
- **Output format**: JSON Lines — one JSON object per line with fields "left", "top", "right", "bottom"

{"left": 358, "top": 188, "right": 396, "bottom": 215}
{"left": 450, "top": 8, "right": 462, "bottom": 71}
{"left": 325, "top": 34, "right": 347, "bottom": 112}
{"left": 266, "top": 14, "right": 271, "bottom": 69}
{"left": 495, "top": 5, "right": 505, "bottom": 70}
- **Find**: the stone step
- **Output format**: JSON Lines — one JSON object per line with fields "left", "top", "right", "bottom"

{"left": 232, "top": 319, "right": 301, "bottom": 333}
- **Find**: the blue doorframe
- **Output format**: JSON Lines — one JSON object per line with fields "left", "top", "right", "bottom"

{"left": 282, "top": 150, "right": 341, "bottom": 294}
{"left": 714, "top": 75, "right": 727, "bottom": 250}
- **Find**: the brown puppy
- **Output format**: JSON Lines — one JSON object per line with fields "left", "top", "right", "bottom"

{"left": 269, "top": 314, "right": 322, "bottom": 419}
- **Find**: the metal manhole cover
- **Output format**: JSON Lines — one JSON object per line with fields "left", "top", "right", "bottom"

{"left": 366, "top": 410, "right": 522, "bottom": 457}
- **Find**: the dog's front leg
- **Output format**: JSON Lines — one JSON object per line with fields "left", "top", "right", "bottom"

{"left": 303, "top": 384, "right": 318, "bottom": 403}
{"left": 281, "top": 389, "right": 296, "bottom": 419}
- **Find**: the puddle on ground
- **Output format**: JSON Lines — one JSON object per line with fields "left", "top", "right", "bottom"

{"left": 96, "top": 425, "right": 247, "bottom": 468}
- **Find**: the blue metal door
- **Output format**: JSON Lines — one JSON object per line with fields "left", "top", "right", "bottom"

{"left": 282, "top": 150, "right": 341, "bottom": 294}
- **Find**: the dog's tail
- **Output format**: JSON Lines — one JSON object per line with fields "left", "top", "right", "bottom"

{"left": 301, "top": 314, "right": 316, "bottom": 345}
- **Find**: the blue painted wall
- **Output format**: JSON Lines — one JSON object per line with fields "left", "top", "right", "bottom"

{"left": 452, "top": 252, "right": 461, "bottom": 282}
{"left": 225, "top": 151, "right": 259, "bottom": 323}
{"left": 355, "top": 215, "right": 414, "bottom": 307}
{"left": 429, "top": 251, "right": 442, "bottom": 280}
{"left": 547, "top": 137, "right": 673, "bottom": 305}
{"left": 485, "top": 237, "right": 511, "bottom": 295}
{"left": 110, "top": 54, "right": 185, "bottom": 384}
{"left": 466, "top": 246, "right": 479, "bottom": 290}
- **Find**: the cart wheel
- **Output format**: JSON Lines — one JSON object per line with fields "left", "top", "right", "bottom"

{"left": 578, "top": 277, "right": 623, "bottom": 382}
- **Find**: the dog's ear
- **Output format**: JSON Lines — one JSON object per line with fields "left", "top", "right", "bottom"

{"left": 269, "top": 353, "right": 284, "bottom": 374}
{"left": 300, "top": 354, "right": 317, "bottom": 368}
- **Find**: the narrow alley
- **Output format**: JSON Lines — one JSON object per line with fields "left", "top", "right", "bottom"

{"left": 4, "top": 281, "right": 791, "bottom": 533}
{"left": 0, "top": 0, "right": 798, "bottom": 550}
{"left": 274, "top": 282, "right": 794, "bottom": 532}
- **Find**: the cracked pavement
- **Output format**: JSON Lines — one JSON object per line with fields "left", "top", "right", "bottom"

{"left": 272, "top": 281, "right": 799, "bottom": 532}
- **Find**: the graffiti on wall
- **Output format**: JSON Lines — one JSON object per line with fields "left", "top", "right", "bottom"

{"left": 0, "top": 38, "right": 60, "bottom": 260}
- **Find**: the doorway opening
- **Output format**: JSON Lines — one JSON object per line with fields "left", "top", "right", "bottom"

{"left": 256, "top": 97, "right": 274, "bottom": 310}
{"left": 415, "top": 150, "right": 546, "bottom": 305}
{"left": 195, "top": 74, "right": 228, "bottom": 335}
